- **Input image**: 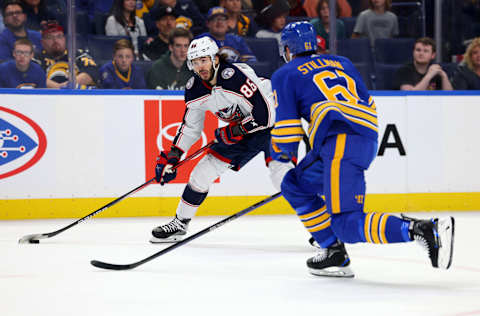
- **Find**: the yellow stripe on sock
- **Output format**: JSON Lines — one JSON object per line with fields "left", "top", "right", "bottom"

{"left": 379, "top": 214, "right": 390, "bottom": 244}
{"left": 370, "top": 213, "right": 382, "bottom": 244}
{"left": 364, "top": 213, "right": 373, "bottom": 243}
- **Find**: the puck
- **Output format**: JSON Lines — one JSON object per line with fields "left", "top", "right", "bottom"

{"left": 29, "top": 239, "right": 40, "bottom": 244}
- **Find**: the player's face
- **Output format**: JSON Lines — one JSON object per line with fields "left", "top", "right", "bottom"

{"left": 42, "top": 31, "right": 66, "bottom": 56}
{"left": 123, "top": 0, "right": 136, "bottom": 12}
{"left": 222, "top": 0, "right": 242, "bottom": 13}
{"left": 470, "top": 46, "right": 480, "bottom": 69}
{"left": 191, "top": 56, "right": 214, "bottom": 80}
{"left": 207, "top": 15, "right": 228, "bottom": 38}
{"left": 156, "top": 15, "right": 177, "bottom": 37}
{"left": 114, "top": 48, "right": 134, "bottom": 72}
{"left": 413, "top": 43, "right": 435, "bottom": 65}
{"left": 170, "top": 37, "right": 189, "bottom": 63}
{"left": 3, "top": 4, "right": 26, "bottom": 30}
{"left": 13, "top": 44, "right": 33, "bottom": 68}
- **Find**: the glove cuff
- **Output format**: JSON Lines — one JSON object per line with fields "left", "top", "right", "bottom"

{"left": 168, "top": 146, "right": 184, "bottom": 160}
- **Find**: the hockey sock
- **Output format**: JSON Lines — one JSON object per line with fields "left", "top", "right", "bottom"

{"left": 176, "top": 184, "right": 208, "bottom": 220}
{"left": 330, "top": 212, "right": 412, "bottom": 244}
{"left": 297, "top": 201, "right": 337, "bottom": 248}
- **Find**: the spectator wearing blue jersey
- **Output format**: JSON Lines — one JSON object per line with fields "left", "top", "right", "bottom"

{"left": 0, "top": 0, "right": 42, "bottom": 62}
{"left": 99, "top": 38, "right": 146, "bottom": 89}
{"left": 0, "top": 38, "right": 46, "bottom": 88}
{"left": 198, "top": 6, "right": 257, "bottom": 63}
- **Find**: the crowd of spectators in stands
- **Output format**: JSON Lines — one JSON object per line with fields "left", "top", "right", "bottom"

{"left": 0, "top": 0, "right": 479, "bottom": 90}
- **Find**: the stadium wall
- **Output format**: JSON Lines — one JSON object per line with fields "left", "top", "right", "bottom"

{"left": 1, "top": 89, "right": 479, "bottom": 219}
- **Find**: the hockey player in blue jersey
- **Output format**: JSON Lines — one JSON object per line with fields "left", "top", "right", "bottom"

{"left": 150, "top": 36, "right": 283, "bottom": 243}
{"left": 271, "top": 21, "right": 455, "bottom": 277}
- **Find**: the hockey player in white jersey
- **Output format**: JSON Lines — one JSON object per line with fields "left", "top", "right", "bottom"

{"left": 151, "top": 36, "right": 289, "bottom": 243}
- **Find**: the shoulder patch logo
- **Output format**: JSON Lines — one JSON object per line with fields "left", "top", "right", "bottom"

{"left": 221, "top": 68, "right": 235, "bottom": 80}
{"left": 186, "top": 76, "right": 194, "bottom": 89}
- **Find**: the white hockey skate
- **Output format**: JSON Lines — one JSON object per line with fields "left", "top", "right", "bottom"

{"left": 150, "top": 216, "right": 190, "bottom": 243}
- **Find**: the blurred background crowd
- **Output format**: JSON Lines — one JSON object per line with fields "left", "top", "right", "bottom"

{"left": 0, "top": 0, "right": 478, "bottom": 90}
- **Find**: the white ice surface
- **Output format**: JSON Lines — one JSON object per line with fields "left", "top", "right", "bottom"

{"left": 1, "top": 212, "right": 479, "bottom": 316}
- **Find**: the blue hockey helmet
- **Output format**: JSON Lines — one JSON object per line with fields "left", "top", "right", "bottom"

{"left": 280, "top": 21, "right": 317, "bottom": 58}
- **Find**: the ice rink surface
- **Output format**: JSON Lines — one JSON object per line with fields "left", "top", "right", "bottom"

{"left": 1, "top": 211, "right": 479, "bottom": 316}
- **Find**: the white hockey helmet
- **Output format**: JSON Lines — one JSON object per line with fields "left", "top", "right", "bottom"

{"left": 187, "top": 36, "right": 219, "bottom": 71}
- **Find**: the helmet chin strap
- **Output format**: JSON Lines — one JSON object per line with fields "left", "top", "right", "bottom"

{"left": 282, "top": 46, "right": 293, "bottom": 63}
{"left": 210, "top": 57, "right": 220, "bottom": 82}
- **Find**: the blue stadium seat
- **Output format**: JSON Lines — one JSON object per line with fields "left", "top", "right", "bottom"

{"left": 94, "top": 12, "right": 109, "bottom": 35}
{"left": 339, "top": 17, "right": 356, "bottom": 38}
{"left": 133, "top": 60, "right": 154, "bottom": 75}
{"left": 285, "top": 16, "right": 310, "bottom": 24}
{"left": 244, "top": 37, "right": 280, "bottom": 75}
{"left": 76, "top": 10, "right": 91, "bottom": 35}
{"left": 88, "top": 35, "right": 128, "bottom": 60}
{"left": 440, "top": 62, "right": 458, "bottom": 80}
{"left": 374, "top": 63, "right": 403, "bottom": 90}
{"left": 374, "top": 38, "right": 415, "bottom": 64}
{"left": 247, "top": 61, "right": 274, "bottom": 79}
{"left": 353, "top": 62, "right": 373, "bottom": 90}
{"left": 336, "top": 38, "right": 372, "bottom": 70}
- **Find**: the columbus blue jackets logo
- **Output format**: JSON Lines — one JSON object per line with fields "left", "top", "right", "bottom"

{"left": 215, "top": 104, "right": 245, "bottom": 122}
{"left": 221, "top": 68, "right": 235, "bottom": 80}
{"left": 0, "top": 106, "right": 47, "bottom": 179}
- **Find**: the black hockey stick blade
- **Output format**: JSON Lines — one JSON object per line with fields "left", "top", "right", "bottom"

{"left": 90, "top": 192, "right": 282, "bottom": 271}
{"left": 18, "top": 142, "right": 214, "bottom": 244}
{"left": 18, "top": 178, "right": 156, "bottom": 244}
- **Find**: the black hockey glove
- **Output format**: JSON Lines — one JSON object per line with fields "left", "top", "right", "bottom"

{"left": 155, "top": 147, "right": 183, "bottom": 185}
{"left": 214, "top": 123, "right": 246, "bottom": 145}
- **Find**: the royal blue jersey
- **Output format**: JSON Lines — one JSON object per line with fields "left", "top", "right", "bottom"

{"left": 271, "top": 54, "right": 377, "bottom": 159}
{"left": 99, "top": 61, "right": 146, "bottom": 89}
{"left": 0, "top": 60, "right": 46, "bottom": 88}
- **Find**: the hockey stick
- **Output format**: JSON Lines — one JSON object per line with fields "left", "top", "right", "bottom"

{"left": 91, "top": 192, "right": 282, "bottom": 270}
{"left": 18, "top": 141, "right": 214, "bottom": 244}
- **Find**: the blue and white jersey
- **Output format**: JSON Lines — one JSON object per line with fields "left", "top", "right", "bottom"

{"left": 0, "top": 60, "right": 46, "bottom": 88}
{"left": 173, "top": 61, "right": 275, "bottom": 153}
{"left": 271, "top": 54, "right": 377, "bottom": 160}
{"left": 99, "top": 61, "right": 146, "bottom": 89}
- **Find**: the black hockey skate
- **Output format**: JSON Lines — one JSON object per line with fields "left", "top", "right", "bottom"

{"left": 403, "top": 215, "right": 455, "bottom": 269}
{"left": 306, "top": 240, "right": 354, "bottom": 278}
{"left": 150, "top": 216, "right": 190, "bottom": 243}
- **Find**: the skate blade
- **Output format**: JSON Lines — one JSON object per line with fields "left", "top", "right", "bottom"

{"left": 437, "top": 216, "right": 455, "bottom": 269}
{"left": 308, "top": 266, "right": 355, "bottom": 278}
{"left": 149, "top": 235, "right": 184, "bottom": 244}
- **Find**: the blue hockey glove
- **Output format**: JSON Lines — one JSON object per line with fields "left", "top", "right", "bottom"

{"left": 270, "top": 141, "right": 297, "bottom": 165}
{"left": 214, "top": 123, "right": 246, "bottom": 145}
{"left": 155, "top": 147, "right": 183, "bottom": 185}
